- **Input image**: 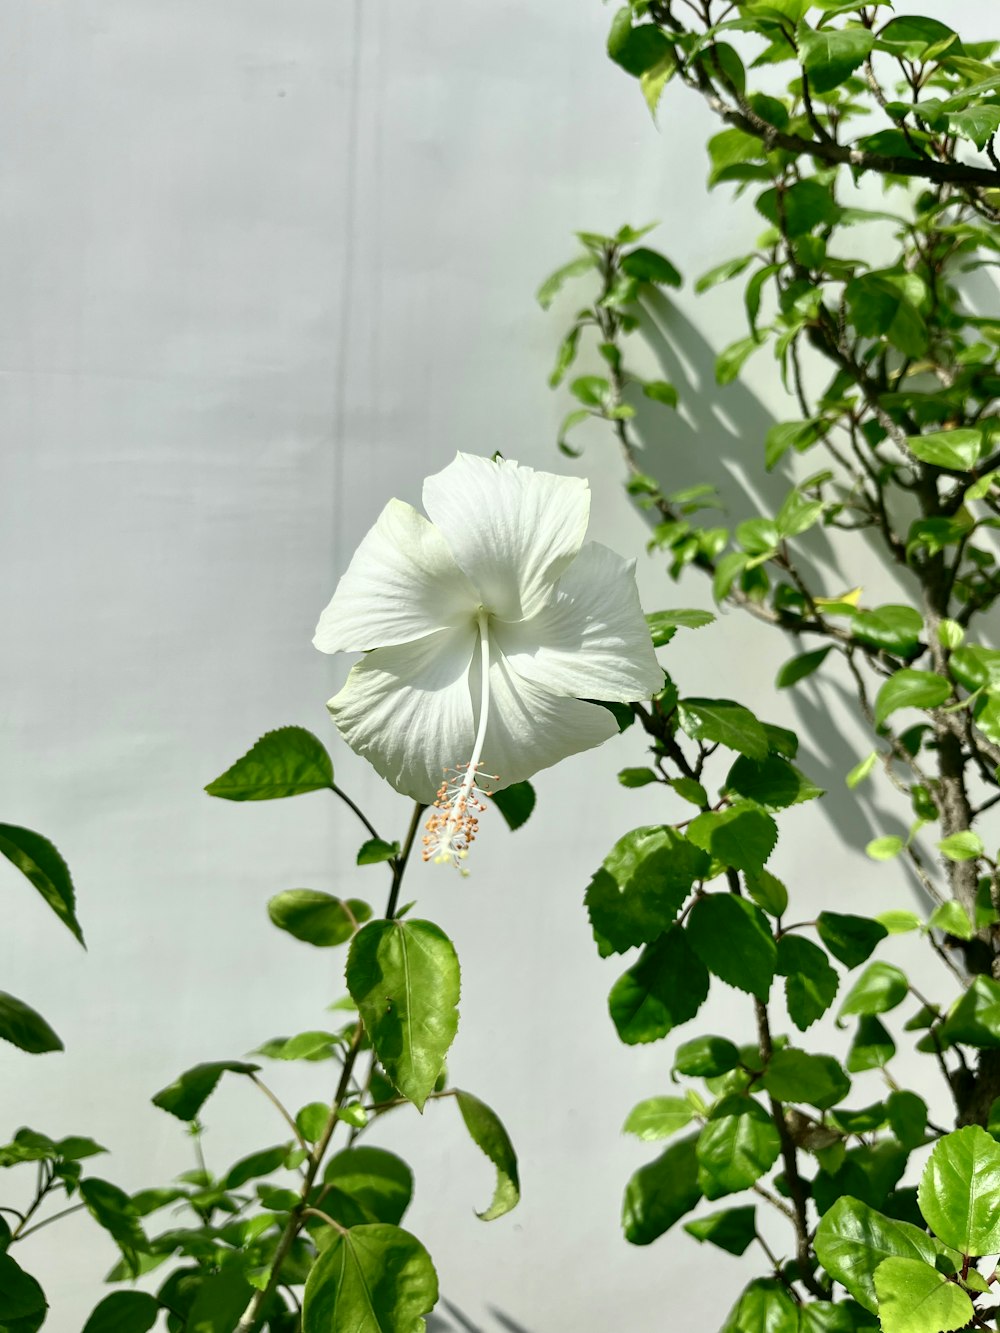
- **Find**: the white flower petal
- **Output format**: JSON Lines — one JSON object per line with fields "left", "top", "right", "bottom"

{"left": 474, "top": 646, "right": 619, "bottom": 789}
{"left": 314, "top": 498, "right": 479, "bottom": 653}
{"left": 329, "top": 626, "right": 477, "bottom": 804}
{"left": 492, "top": 542, "right": 663, "bottom": 701}
{"left": 422, "top": 453, "right": 590, "bottom": 621}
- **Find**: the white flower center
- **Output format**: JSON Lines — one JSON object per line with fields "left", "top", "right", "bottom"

{"left": 422, "top": 608, "right": 496, "bottom": 871}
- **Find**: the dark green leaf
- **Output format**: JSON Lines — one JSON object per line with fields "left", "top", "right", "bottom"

{"left": 301, "top": 1224, "right": 438, "bottom": 1333}
{"left": 851, "top": 606, "right": 923, "bottom": 657}
{"left": 674, "top": 1035, "right": 740, "bottom": 1078}
{"left": 323, "top": 1147, "right": 414, "bottom": 1227}
{"left": 721, "top": 1278, "right": 798, "bottom": 1333}
{"left": 151, "top": 1061, "right": 258, "bottom": 1121}
{"left": 918, "top": 1124, "right": 1000, "bottom": 1256}
{"left": 776, "top": 646, "right": 833, "bottom": 688}
{"left": 798, "top": 23, "right": 875, "bottom": 93}
{"left": 756, "top": 178, "right": 842, "bottom": 235}
{"left": 585, "top": 826, "right": 708, "bottom": 957}
{"left": 643, "top": 381, "right": 679, "bottom": 408}
{"left": 454, "top": 1090, "right": 520, "bottom": 1221}
{"left": 0, "top": 991, "right": 62, "bottom": 1055}
{"left": 762, "top": 1049, "right": 850, "bottom": 1109}
{"left": 356, "top": 840, "right": 399, "bottom": 867}
{"left": 204, "top": 727, "right": 334, "bottom": 800}
{"left": 81, "top": 1179, "right": 149, "bottom": 1277}
{"left": 696, "top": 1095, "right": 782, "bottom": 1200}
{"left": 687, "top": 805, "right": 778, "bottom": 876}
{"left": 186, "top": 1268, "right": 255, "bottom": 1333}
{"left": 0, "top": 1254, "right": 46, "bottom": 1321}
{"left": 817, "top": 912, "right": 888, "bottom": 969}
{"left": 940, "top": 975, "right": 1000, "bottom": 1048}
{"left": 846, "top": 1016, "right": 895, "bottom": 1073}
{"left": 839, "top": 962, "right": 908, "bottom": 1019}
{"left": 677, "top": 698, "right": 769, "bottom": 760}
{"left": 223, "top": 1145, "right": 290, "bottom": 1190}
{"left": 686, "top": 894, "right": 776, "bottom": 1000}
{"left": 725, "top": 755, "right": 823, "bottom": 810}
{"left": 777, "top": 935, "right": 839, "bottom": 1030}
{"left": 268, "top": 890, "right": 371, "bottom": 947}
{"left": 608, "top": 927, "right": 709, "bottom": 1044}
{"left": 347, "top": 919, "right": 460, "bottom": 1110}
{"left": 623, "top": 1097, "right": 694, "bottom": 1142}
{"left": 81, "top": 1292, "right": 159, "bottom": 1333}
{"left": 0, "top": 824, "right": 84, "bottom": 945}
{"left": 491, "top": 781, "right": 536, "bottom": 831}
{"left": 886, "top": 1091, "right": 928, "bottom": 1151}
{"left": 622, "top": 1133, "right": 701, "bottom": 1245}
{"left": 684, "top": 1205, "right": 757, "bottom": 1256}
{"left": 621, "top": 246, "right": 682, "bottom": 288}
{"left": 607, "top": 11, "right": 674, "bottom": 77}
{"left": 947, "top": 105, "right": 1000, "bottom": 151}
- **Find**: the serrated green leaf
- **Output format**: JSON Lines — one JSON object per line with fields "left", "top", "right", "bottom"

{"left": 677, "top": 698, "right": 769, "bottom": 760}
{"left": 777, "top": 935, "right": 839, "bottom": 1030}
{"left": 762, "top": 1049, "right": 850, "bottom": 1109}
{"left": 814, "top": 1196, "right": 946, "bottom": 1314}
{"left": 724, "top": 754, "right": 823, "bottom": 810}
{"left": 585, "top": 826, "right": 708, "bottom": 957}
{"left": 205, "top": 727, "right": 334, "bottom": 800}
{"left": 687, "top": 894, "right": 776, "bottom": 1000}
{"left": 687, "top": 805, "right": 778, "bottom": 876}
{"left": 873, "top": 1256, "right": 973, "bottom": 1333}
{"left": 347, "top": 920, "right": 460, "bottom": 1111}
{"left": 301, "top": 1223, "right": 438, "bottom": 1333}
{"left": 621, "top": 246, "right": 682, "bottom": 287}
{"left": 696, "top": 1095, "right": 782, "bottom": 1200}
{"left": 798, "top": 22, "right": 875, "bottom": 93}
{"left": 536, "top": 255, "right": 597, "bottom": 309}
{"left": 323, "top": 1147, "right": 414, "bottom": 1227}
{"left": 608, "top": 927, "right": 709, "bottom": 1044}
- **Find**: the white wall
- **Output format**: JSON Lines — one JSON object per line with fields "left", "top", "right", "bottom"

{"left": 1, "top": 2, "right": 995, "bottom": 1329}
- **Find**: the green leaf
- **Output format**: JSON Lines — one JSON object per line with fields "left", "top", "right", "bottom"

{"left": 622, "top": 1133, "right": 701, "bottom": 1245}
{"left": 846, "top": 1016, "right": 895, "bottom": 1073}
{"left": 716, "top": 335, "right": 763, "bottom": 386}
{"left": 886, "top": 1091, "right": 928, "bottom": 1152}
{"left": 874, "top": 671, "right": 951, "bottom": 727}
{"left": 645, "top": 608, "right": 715, "bottom": 646}
{"left": 776, "top": 646, "right": 833, "bottom": 688}
{"left": 815, "top": 1197, "right": 950, "bottom": 1314}
{"left": 151, "top": 1060, "right": 258, "bottom": 1121}
{"left": 223, "top": 1144, "right": 290, "bottom": 1190}
{"left": 873, "top": 1257, "right": 973, "bottom": 1333}
{"left": 686, "top": 894, "right": 776, "bottom": 1001}
{"left": 918, "top": 1124, "right": 1000, "bottom": 1256}
{"left": 937, "top": 831, "right": 984, "bottom": 863}
{"left": 947, "top": 105, "right": 1000, "bottom": 151}
{"left": 204, "top": 727, "right": 334, "bottom": 800}
{"left": 687, "top": 805, "right": 778, "bottom": 876}
{"left": 940, "top": 975, "right": 1000, "bottom": 1047}
{"left": 677, "top": 698, "right": 769, "bottom": 760}
{"left": 454, "top": 1090, "right": 520, "bottom": 1221}
{"left": 762, "top": 1049, "right": 850, "bottom": 1109}
{"left": 357, "top": 839, "right": 399, "bottom": 867}
{"left": 839, "top": 963, "right": 908, "bottom": 1019}
{"left": 756, "top": 178, "right": 842, "bottom": 236}
{"left": 491, "top": 781, "right": 536, "bottom": 831}
{"left": 0, "top": 824, "right": 84, "bottom": 945}
{"left": 618, "top": 767, "right": 659, "bottom": 788}
{"left": 696, "top": 1095, "right": 782, "bottom": 1200}
{"left": 347, "top": 919, "right": 460, "bottom": 1111}
{"left": 585, "top": 826, "right": 708, "bottom": 957}
{"left": 0, "top": 991, "right": 62, "bottom": 1055}
{"left": 323, "top": 1147, "right": 414, "bottom": 1227}
{"left": 81, "top": 1292, "right": 159, "bottom": 1333}
{"left": 696, "top": 255, "right": 753, "bottom": 294}
{"left": 928, "top": 900, "right": 974, "bottom": 940}
{"left": 846, "top": 753, "right": 878, "bottom": 789}
{"left": 905, "top": 428, "right": 983, "bottom": 472}
{"left": 765, "top": 419, "right": 824, "bottom": 471}
{"left": 607, "top": 12, "right": 674, "bottom": 77}
{"left": 674, "top": 1035, "right": 740, "bottom": 1078}
{"left": 621, "top": 247, "right": 682, "bottom": 288}
{"left": 798, "top": 23, "right": 875, "bottom": 94}
{"left": 725, "top": 755, "right": 823, "bottom": 810}
{"left": 268, "top": 890, "right": 372, "bottom": 947}
{"left": 817, "top": 912, "right": 888, "bottom": 969}
{"left": 798, "top": 1301, "right": 877, "bottom": 1332}
{"left": 81, "top": 1178, "right": 149, "bottom": 1276}
{"left": 643, "top": 380, "right": 679, "bottom": 408}
{"left": 683, "top": 1205, "right": 757, "bottom": 1256}
{"left": 0, "top": 1254, "right": 46, "bottom": 1322}
{"left": 851, "top": 606, "right": 923, "bottom": 657}
{"left": 536, "top": 254, "right": 597, "bottom": 309}
{"left": 297, "top": 1102, "right": 330, "bottom": 1143}
{"left": 721, "top": 1278, "right": 799, "bottom": 1333}
{"left": 608, "top": 927, "right": 709, "bottom": 1044}
{"left": 777, "top": 935, "right": 839, "bottom": 1030}
{"left": 866, "top": 836, "right": 903, "bottom": 862}
{"left": 623, "top": 1096, "right": 694, "bottom": 1142}
{"left": 302, "top": 1224, "right": 438, "bottom": 1333}
{"left": 186, "top": 1269, "right": 255, "bottom": 1333}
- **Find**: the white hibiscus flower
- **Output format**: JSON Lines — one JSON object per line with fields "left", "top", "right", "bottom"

{"left": 314, "top": 452, "right": 662, "bottom": 866}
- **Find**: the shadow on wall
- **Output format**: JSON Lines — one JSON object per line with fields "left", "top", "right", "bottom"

{"left": 428, "top": 1299, "right": 536, "bottom": 1333}
{"left": 627, "top": 292, "right": 931, "bottom": 908}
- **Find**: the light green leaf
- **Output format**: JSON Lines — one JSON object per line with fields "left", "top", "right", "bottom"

{"left": 839, "top": 962, "right": 908, "bottom": 1019}
{"left": 608, "top": 927, "right": 709, "bottom": 1044}
{"left": 846, "top": 753, "right": 878, "bottom": 789}
{"left": 716, "top": 335, "right": 763, "bottom": 386}
{"left": 0, "top": 824, "right": 84, "bottom": 945}
{"left": 917, "top": 1124, "right": 1000, "bottom": 1256}
{"left": 454, "top": 1090, "right": 520, "bottom": 1221}
{"left": 585, "top": 826, "right": 708, "bottom": 957}
{"left": 0, "top": 991, "right": 63, "bottom": 1055}
{"left": 877, "top": 910, "right": 922, "bottom": 935}
{"left": 151, "top": 1061, "right": 259, "bottom": 1121}
{"left": 851, "top": 605, "right": 923, "bottom": 657}
{"left": 873, "top": 1257, "right": 973, "bottom": 1333}
{"left": 928, "top": 900, "right": 974, "bottom": 940}
{"left": 204, "top": 727, "right": 334, "bottom": 800}
{"left": 696, "top": 1095, "right": 782, "bottom": 1200}
{"left": 814, "top": 1196, "right": 947, "bottom": 1314}
{"left": 762, "top": 1049, "right": 850, "bottom": 1109}
{"left": 268, "top": 890, "right": 372, "bottom": 947}
{"left": 905, "top": 429, "right": 983, "bottom": 472}
{"left": 936, "top": 831, "right": 984, "bottom": 863}
{"left": 536, "top": 255, "right": 597, "bottom": 309}
{"left": 643, "top": 380, "right": 679, "bottom": 408}
{"left": 798, "top": 22, "right": 875, "bottom": 93}
{"left": 347, "top": 920, "right": 460, "bottom": 1111}
{"left": 677, "top": 698, "right": 770, "bottom": 760}
{"left": 874, "top": 671, "right": 951, "bottom": 727}
{"left": 866, "top": 836, "right": 903, "bottom": 861}
{"left": 687, "top": 894, "right": 776, "bottom": 1001}
{"left": 302, "top": 1224, "right": 438, "bottom": 1333}
{"left": 623, "top": 1097, "right": 695, "bottom": 1142}
{"left": 947, "top": 105, "right": 1000, "bottom": 151}
{"left": 622, "top": 1133, "right": 701, "bottom": 1245}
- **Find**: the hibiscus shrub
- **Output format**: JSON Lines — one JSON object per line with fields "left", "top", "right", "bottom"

{"left": 539, "top": 3, "right": 1000, "bottom": 1331}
